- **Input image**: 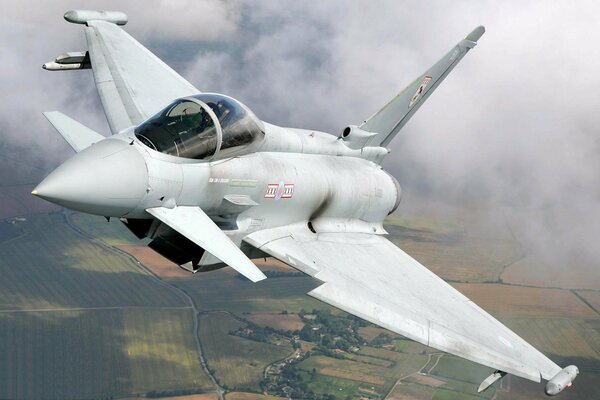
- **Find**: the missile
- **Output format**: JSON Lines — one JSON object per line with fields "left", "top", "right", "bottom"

{"left": 43, "top": 62, "right": 90, "bottom": 71}
{"left": 545, "top": 365, "right": 579, "bottom": 396}
{"left": 43, "top": 52, "right": 90, "bottom": 71}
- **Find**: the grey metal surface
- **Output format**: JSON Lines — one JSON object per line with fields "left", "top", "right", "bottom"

{"left": 245, "top": 226, "right": 562, "bottom": 382}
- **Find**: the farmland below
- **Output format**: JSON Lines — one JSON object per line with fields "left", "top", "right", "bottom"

{"left": 0, "top": 183, "right": 598, "bottom": 399}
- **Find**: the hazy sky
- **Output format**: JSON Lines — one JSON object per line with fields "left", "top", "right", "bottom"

{"left": 1, "top": 0, "right": 599, "bottom": 263}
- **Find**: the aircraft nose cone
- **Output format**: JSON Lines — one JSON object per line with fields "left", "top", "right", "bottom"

{"left": 33, "top": 139, "right": 148, "bottom": 217}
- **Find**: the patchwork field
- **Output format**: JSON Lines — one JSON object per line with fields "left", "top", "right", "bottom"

{"left": 226, "top": 392, "right": 285, "bottom": 400}
{"left": 0, "top": 214, "right": 213, "bottom": 399}
{"left": 70, "top": 212, "right": 141, "bottom": 246}
{"left": 299, "top": 351, "right": 429, "bottom": 393}
{"left": 119, "top": 244, "right": 192, "bottom": 278}
{"left": 144, "top": 394, "right": 219, "bottom": 400}
{"left": 174, "top": 271, "right": 325, "bottom": 314}
{"left": 246, "top": 312, "right": 304, "bottom": 331}
{"left": 0, "top": 308, "right": 210, "bottom": 399}
{"left": 384, "top": 222, "right": 522, "bottom": 284}
{"left": 0, "top": 214, "right": 185, "bottom": 310}
{"left": 502, "top": 317, "right": 600, "bottom": 359}
{"left": 386, "top": 382, "right": 436, "bottom": 400}
{"left": 576, "top": 290, "right": 600, "bottom": 314}
{"left": 199, "top": 311, "right": 293, "bottom": 391}
{"left": 359, "top": 326, "right": 401, "bottom": 342}
{"left": 451, "top": 283, "right": 596, "bottom": 317}
{"left": 502, "top": 255, "right": 600, "bottom": 290}
{"left": 302, "top": 373, "right": 363, "bottom": 398}
{"left": 2, "top": 190, "right": 598, "bottom": 399}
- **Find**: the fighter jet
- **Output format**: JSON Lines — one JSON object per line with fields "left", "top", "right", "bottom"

{"left": 34, "top": 10, "right": 578, "bottom": 396}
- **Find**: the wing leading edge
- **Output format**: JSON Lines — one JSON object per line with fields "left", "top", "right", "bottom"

{"left": 82, "top": 16, "right": 199, "bottom": 133}
{"left": 245, "top": 224, "right": 564, "bottom": 385}
{"left": 356, "top": 26, "right": 484, "bottom": 149}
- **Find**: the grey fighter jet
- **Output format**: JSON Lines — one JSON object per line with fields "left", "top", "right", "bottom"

{"left": 34, "top": 10, "right": 578, "bottom": 396}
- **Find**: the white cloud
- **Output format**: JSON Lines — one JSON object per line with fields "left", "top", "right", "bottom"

{"left": 2, "top": 0, "right": 600, "bottom": 261}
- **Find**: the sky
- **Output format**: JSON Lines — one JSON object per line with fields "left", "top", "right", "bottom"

{"left": 1, "top": 0, "right": 599, "bottom": 266}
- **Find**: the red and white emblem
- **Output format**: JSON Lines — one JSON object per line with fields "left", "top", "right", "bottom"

{"left": 281, "top": 184, "right": 294, "bottom": 199}
{"left": 264, "top": 183, "right": 294, "bottom": 199}
{"left": 409, "top": 76, "right": 432, "bottom": 108}
{"left": 264, "top": 183, "right": 279, "bottom": 198}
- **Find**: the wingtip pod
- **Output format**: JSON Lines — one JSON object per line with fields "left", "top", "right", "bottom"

{"left": 466, "top": 25, "right": 485, "bottom": 42}
{"left": 545, "top": 366, "right": 579, "bottom": 396}
{"left": 64, "top": 10, "right": 128, "bottom": 26}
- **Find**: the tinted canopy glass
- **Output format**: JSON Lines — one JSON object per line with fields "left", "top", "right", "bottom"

{"left": 135, "top": 94, "right": 264, "bottom": 160}
{"left": 135, "top": 99, "right": 218, "bottom": 159}
{"left": 191, "top": 94, "right": 264, "bottom": 156}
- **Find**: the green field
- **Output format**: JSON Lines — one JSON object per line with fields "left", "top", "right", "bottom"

{"left": 0, "top": 214, "right": 213, "bottom": 399}
{"left": 429, "top": 355, "right": 492, "bottom": 386}
{"left": 301, "top": 371, "right": 362, "bottom": 398}
{"left": 0, "top": 214, "right": 185, "bottom": 310}
{"left": 1, "top": 196, "right": 598, "bottom": 399}
{"left": 199, "top": 311, "right": 293, "bottom": 391}
{"left": 500, "top": 317, "right": 600, "bottom": 360}
{"left": 70, "top": 212, "right": 142, "bottom": 246}
{"left": 298, "top": 350, "right": 428, "bottom": 394}
{"left": 0, "top": 308, "right": 211, "bottom": 399}
{"left": 173, "top": 272, "right": 326, "bottom": 314}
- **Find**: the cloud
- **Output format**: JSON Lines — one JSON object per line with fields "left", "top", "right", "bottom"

{"left": 183, "top": 1, "right": 600, "bottom": 263}
{"left": 1, "top": 0, "right": 599, "bottom": 264}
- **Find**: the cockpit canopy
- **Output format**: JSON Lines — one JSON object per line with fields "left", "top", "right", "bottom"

{"left": 134, "top": 94, "right": 264, "bottom": 160}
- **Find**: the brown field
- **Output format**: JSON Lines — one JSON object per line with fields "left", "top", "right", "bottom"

{"left": 300, "top": 355, "right": 388, "bottom": 385}
{"left": 130, "top": 394, "right": 219, "bottom": 400}
{"left": 199, "top": 312, "right": 293, "bottom": 391}
{"left": 118, "top": 244, "right": 191, "bottom": 278}
{"left": 576, "top": 290, "right": 600, "bottom": 314}
{"left": 359, "top": 326, "right": 401, "bottom": 342}
{"left": 246, "top": 313, "right": 304, "bottom": 330}
{"left": 117, "top": 246, "right": 297, "bottom": 279}
{"left": 389, "top": 227, "right": 521, "bottom": 283}
{"left": 505, "top": 317, "right": 600, "bottom": 358}
{"left": 226, "top": 392, "right": 285, "bottom": 400}
{"left": 251, "top": 258, "right": 297, "bottom": 273}
{"left": 386, "top": 382, "right": 434, "bottom": 400}
{"left": 502, "top": 255, "right": 600, "bottom": 290}
{"left": 407, "top": 373, "right": 446, "bottom": 387}
{"left": 346, "top": 354, "right": 392, "bottom": 367}
{"left": 357, "top": 346, "right": 407, "bottom": 362}
{"left": 300, "top": 352, "right": 428, "bottom": 391}
{"left": 385, "top": 199, "right": 524, "bottom": 284}
{"left": 451, "top": 283, "right": 595, "bottom": 317}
